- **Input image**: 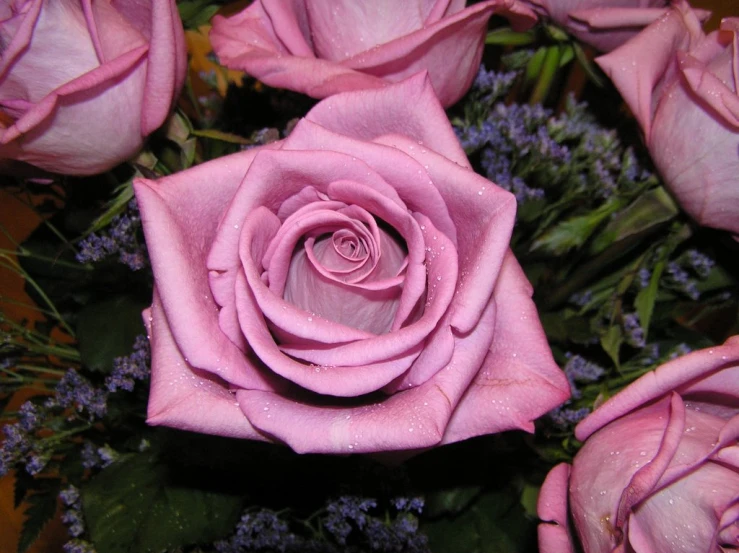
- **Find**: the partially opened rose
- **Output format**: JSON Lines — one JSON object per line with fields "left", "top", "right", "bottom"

{"left": 538, "top": 336, "right": 739, "bottom": 553}
{"left": 597, "top": 2, "right": 739, "bottom": 234}
{"left": 209, "top": 0, "right": 536, "bottom": 108}
{"left": 524, "top": 0, "right": 673, "bottom": 51}
{"left": 134, "top": 75, "right": 569, "bottom": 454}
{"left": 0, "top": 0, "right": 187, "bottom": 176}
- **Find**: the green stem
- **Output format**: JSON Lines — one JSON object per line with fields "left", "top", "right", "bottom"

{"left": 530, "top": 45, "right": 562, "bottom": 105}
{"left": 0, "top": 255, "right": 75, "bottom": 337}
{"left": 15, "top": 364, "right": 67, "bottom": 376}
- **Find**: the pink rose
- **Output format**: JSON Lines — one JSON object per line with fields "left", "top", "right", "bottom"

{"left": 0, "top": 0, "right": 187, "bottom": 176}
{"left": 597, "top": 2, "right": 739, "bottom": 234}
{"left": 524, "top": 0, "right": 673, "bottom": 51}
{"left": 538, "top": 336, "right": 739, "bottom": 553}
{"left": 133, "top": 75, "right": 569, "bottom": 454}
{"left": 209, "top": 0, "right": 536, "bottom": 108}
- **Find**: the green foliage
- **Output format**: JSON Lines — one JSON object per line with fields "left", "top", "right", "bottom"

{"left": 177, "top": 0, "right": 219, "bottom": 28}
{"left": 424, "top": 489, "right": 536, "bottom": 553}
{"left": 18, "top": 480, "right": 60, "bottom": 553}
{"left": 82, "top": 453, "right": 244, "bottom": 553}
{"left": 76, "top": 295, "right": 147, "bottom": 373}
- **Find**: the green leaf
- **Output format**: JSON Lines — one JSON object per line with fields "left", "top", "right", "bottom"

{"left": 424, "top": 489, "right": 536, "bottom": 553}
{"left": 525, "top": 47, "right": 548, "bottom": 84}
{"left": 531, "top": 200, "right": 621, "bottom": 255}
{"left": 87, "top": 181, "right": 135, "bottom": 235}
{"left": 519, "top": 484, "right": 540, "bottom": 518}
{"left": 425, "top": 486, "right": 483, "bottom": 517}
{"left": 634, "top": 259, "right": 665, "bottom": 341}
{"left": 76, "top": 295, "right": 147, "bottom": 372}
{"left": 572, "top": 41, "right": 605, "bottom": 87}
{"left": 530, "top": 45, "right": 562, "bottom": 104}
{"left": 485, "top": 27, "right": 536, "bottom": 46}
{"left": 178, "top": 0, "right": 219, "bottom": 28}
{"left": 82, "top": 453, "right": 244, "bottom": 553}
{"left": 191, "top": 129, "right": 252, "bottom": 145}
{"left": 601, "top": 325, "right": 623, "bottom": 368}
{"left": 591, "top": 187, "right": 679, "bottom": 254}
{"left": 18, "top": 482, "right": 60, "bottom": 553}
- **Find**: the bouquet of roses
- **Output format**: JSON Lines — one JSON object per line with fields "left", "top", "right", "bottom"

{"left": 0, "top": 0, "right": 736, "bottom": 552}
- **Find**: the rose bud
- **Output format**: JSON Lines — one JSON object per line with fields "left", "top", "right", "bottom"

{"left": 209, "top": 0, "right": 536, "bottom": 108}
{"left": 597, "top": 1, "right": 739, "bottom": 235}
{"left": 133, "top": 75, "right": 570, "bottom": 455}
{"left": 0, "top": 0, "right": 187, "bottom": 176}
{"left": 538, "top": 336, "right": 739, "bottom": 553}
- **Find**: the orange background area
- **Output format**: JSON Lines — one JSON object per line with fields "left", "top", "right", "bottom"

{"left": 0, "top": 1, "right": 735, "bottom": 551}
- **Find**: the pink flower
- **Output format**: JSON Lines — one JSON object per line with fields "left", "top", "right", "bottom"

{"left": 0, "top": 0, "right": 187, "bottom": 176}
{"left": 133, "top": 75, "right": 570, "bottom": 455}
{"left": 209, "top": 0, "right": 536, "bottom": 108}
{"left": 597, "top": 2, "right": 739, "bottom": 235}
{"left": 538, "top": 336, "right": 739, "bottom": 553}
{"left": 525, "top": 0, "right": 673, "bottom": 51}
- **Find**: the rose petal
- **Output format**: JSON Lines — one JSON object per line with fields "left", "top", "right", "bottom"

{"left": 282, "top": 117, "right": 457, "bottom": 242}
{"left": 306, "top": 1, "right": 438, "bottom": 61}
{"left": 134, "top": 151, "right": 280, "bottom": 392}
{"left": 236, "top": 289, "right": 500, "bottom": 453}
{"left": 376, "top": 134, "right": 517, "bottom": 334}
{"left": 538, "top": 463, "right": 576, "bottom": 553}
{"left": 576, "top": 336, "right": 739, "bottom": 441}
{"left": 304, "top": 73, "right": 470, "bottom": 167}
{"left": 440, "top": 252, "right": 570, "bottom": 441}
{"left": 595, "top": 0, "right": 705, "bottom": 138}
{"left": 144, "top": 296, "right": 267, "bottom": 440}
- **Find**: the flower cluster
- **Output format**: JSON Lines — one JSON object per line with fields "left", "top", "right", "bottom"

{"left": 213, "top": 496, "right": 428, "bottom": 553}
{"left": 76, "top": 201, "right": 147, "bottom": 271}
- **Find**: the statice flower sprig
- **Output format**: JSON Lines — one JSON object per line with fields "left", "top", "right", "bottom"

{"left": 76, "top": 200, "right": 146, "bottom": 271}
{"left": 1, "top": 336, "right": 150, "bottom": 479}
{"left": 213, "top": 496, "right": 429, "bottom": 553}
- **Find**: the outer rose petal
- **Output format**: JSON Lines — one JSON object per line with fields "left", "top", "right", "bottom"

{"left": 303, "top": 73, "right": 470, "bottom": 167}
{"left": 235, "top": 290, "right": 500, "bottom": 454}
{"left": 144, "top": 298, "right": 267, "bottom": 440}
{"left": 440, "top": 252, "right": 570, "bottom": 441}
{"left": 595, "top": 0, "right": 705, "bottom": 138}
{"left": 538, "top": 463, "right": 576, "bottom": 553}
{"left": 210, "top": 0, "right": 534, "bottom": 107}
{"left": 134, "top": 148, "right": 283, "bottom": 393}
{"left": 525, "top": 0, "right": 671, "bottom": 52}
{"left": 576, "top": 335, "right": 739, "bottom": 441}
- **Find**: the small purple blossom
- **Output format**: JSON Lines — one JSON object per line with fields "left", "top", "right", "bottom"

{"left": 472, "top": 67, "right": 517, "bottom": 101}
{"left": 685, "top": 249, "right": 714, "bottom": 279}
{"left": 392, "top": 497, "right": 424, "bottom": 514}
{"left": 669, "top": 343, "right": 692, "bottom": 359}
{"left": 60, "top": 485, "right": 80, "bottom": 507}
{"left": 18, "top": 401, "right": 41, "bottom": 432}
{"left": 623, "top": 312, "right": 646, "bottom": 348}
{"left": 25, "top": 453, "right": 49, "bottom": 475}
{"left": 667, "top": 262, "right": 700, "bottom": 300}
{"left": 564, "top": 354, "right": 605, "bottom": 383}
{"left": 52, "top": 369, "right": 107, "bottom": 420}
{"left": 76, "top": 201, "right": 146, "bottom": 271}
{"left": 105, "top": 335, "right": 150, "bottom": 393}
{"left": 215, "top": 510, "right": 298, "bottom": 553}
{"left": 569, "top": 290, "right": 593, "bottom": 308}
{"left": 638, "top": 267, "right": 651, "bottom": 289}
{"left": 62, "top": 539, "right": 96, "bottom": 553}
{"left": 62, "top": 508, "right": 85, "bottom": 537}
{"left": 81, "top": 442, "right": 101, "bottom": 470}
{"left": 549, "top": 406, "right": 591, "bottom": 429}
{"left": 641, "top": 343, "right": 660, "bottom": 366}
